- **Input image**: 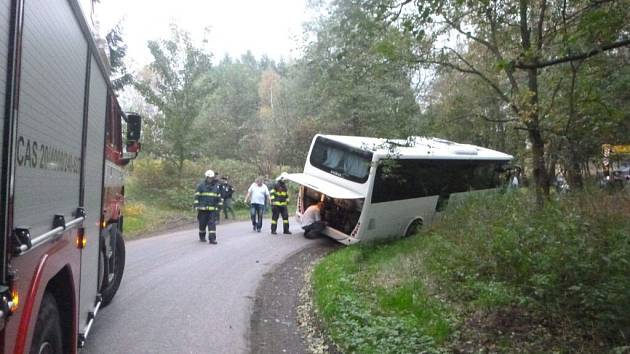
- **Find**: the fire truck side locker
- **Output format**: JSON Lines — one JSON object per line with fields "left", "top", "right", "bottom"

{"left": 78, "top": 48, "right": 108, "bottom": 344}
{"left": 19, "top": 0, "right": 111, "bottom": 347}
{"left": 0, "top": 0, "right": 7, "bottom": 163}
{"left": 1, "top": 0, "right": 11, "bottom": 314}
{"left": 0, "top": 0, "right": 115, "bottom": 352}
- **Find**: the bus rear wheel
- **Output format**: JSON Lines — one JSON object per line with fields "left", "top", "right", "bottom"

{"left": 30, "top": 292, "right": 63, "bottom": 354}
{"left": 405, "top": 219, "right": 423, "bottom": 237}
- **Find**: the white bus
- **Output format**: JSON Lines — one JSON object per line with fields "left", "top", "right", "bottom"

{"left": 283, "top": 134, "right": 513, "bottom": 245}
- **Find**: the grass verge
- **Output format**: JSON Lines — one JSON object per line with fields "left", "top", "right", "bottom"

{"left": 122, "top": 201, "right": 258, "bottom": 239}
{"left": 312, "top": 188, "right": 630, "bottom": 353}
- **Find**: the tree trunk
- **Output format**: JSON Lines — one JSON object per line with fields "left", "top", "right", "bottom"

{"left": 567, "top": 146, "right": 583, "bottom": 189}
{"left": 519, "top": 0, "right": 549, "bottom": 207}
{"left": 529, "top": 126, "right": 549, "bottom": 206}
{"left": 565, "top": 63, "right": 583, "bottom": 189}
{"left": 526, "top": 68, "right": 550, "bottom": 207}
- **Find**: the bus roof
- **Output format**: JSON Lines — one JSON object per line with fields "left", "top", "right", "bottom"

{"left": 318, "top": 134, "right": 513, "bottom": 161}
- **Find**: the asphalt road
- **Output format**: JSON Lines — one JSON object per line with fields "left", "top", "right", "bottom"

{"left": 81, "top": 217, "right": 332, "bottom": 354}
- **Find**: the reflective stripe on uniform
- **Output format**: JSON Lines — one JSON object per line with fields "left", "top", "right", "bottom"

{"left": 197, "top": 192, "right": 220, "bottom": 197}
{"left": 271, "top": 220, "right": 277, "bottom": 224}
{"left": 283, "top": 220, "right": 289, "bottom": 224}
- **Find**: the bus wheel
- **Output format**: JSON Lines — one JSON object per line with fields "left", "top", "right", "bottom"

{"left": 100, "top": 225, "right": 126, "bottom": 307}
{"left": 30, "top": 292, "right": 63, "bottom": 354}
{"left": 405, "top": 219, "right": 423, "bottom": 237}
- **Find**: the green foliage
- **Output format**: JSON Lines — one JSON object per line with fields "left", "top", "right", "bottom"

{"left": 199, "top": 54, "right": 260, "bottom": 160}
{"left": 134, "top": 24, "right": 214, "bottom": 170}
{"left": 298, "top": 0, "right": 422, "bottom": 138}
{"left": 313, "top": 244, "right": 451, "bottom": 353}
{"left": 128, "top": 157, "right": 288, "bottom": 210}
{"left": 313, "top": 188, "right": 630, "bottom": 352}
{"left": 354, "top": 0, "right": 630, "bottom": 201}
{"left": 418, "top": 189, "right": 630, "bottom": 344}
{"left": 105, "top": 22, "right": 133, "bottom": 91}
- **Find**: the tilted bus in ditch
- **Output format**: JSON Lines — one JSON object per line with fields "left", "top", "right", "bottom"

{"left": 283, "top": 134, "right": 512, "bottom": 245}
{"left": 1, "top": 0, "right": 140, "bottom": 352}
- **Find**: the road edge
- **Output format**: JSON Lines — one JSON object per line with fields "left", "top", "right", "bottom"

{"left": 249, "top": 238, "right": 340, "bottom": 354}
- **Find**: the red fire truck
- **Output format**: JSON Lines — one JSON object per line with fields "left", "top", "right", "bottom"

{"left": 1, "top": 0, "right": 140, "bottom": 352}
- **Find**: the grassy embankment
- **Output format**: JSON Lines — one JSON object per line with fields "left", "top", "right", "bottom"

{"left": 312, "top": 187, "right": 630, "bottom": 353}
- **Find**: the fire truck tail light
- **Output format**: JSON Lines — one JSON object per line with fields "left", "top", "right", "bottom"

{"left": 76, "top": 228, "right": 87, "bottom": 249}
{"left": 9, "top": 288, "right": 19, "bottom": 313}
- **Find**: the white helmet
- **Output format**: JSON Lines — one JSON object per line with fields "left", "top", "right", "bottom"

{"left": 205, "top": 169, "right": 215, "bottom": 178}
{"left": 276, "top": 172, "right": 288, "bottom": 182}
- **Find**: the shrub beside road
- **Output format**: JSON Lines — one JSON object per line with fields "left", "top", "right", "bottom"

{"left": 312, "top": 188, "right": 630, "bottom": 353}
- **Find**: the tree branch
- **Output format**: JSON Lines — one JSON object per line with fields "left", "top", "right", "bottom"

{"left": 389, "top": 0, "right": 413, "bottom": 22}
{"left": 516, "top": 38, "right": 630, "bottom": 69}
{"left": 487, "top": 3, "right": 520, "bottom": 95}
{"left": 542, "top": 77, "right": 563, "bottom": 119}
{"left": 536, "top": 0, "right": 547, "bottom": 51}
{"left": 478, "top": 114, "right": 519, "bottom": 123}
{"left": 445, "top": 48, "right": 518, "bottom": 113}
{"left": 442, "top": 16, "right": 496, "bottom": 52}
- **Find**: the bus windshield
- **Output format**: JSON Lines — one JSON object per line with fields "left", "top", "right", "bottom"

{"left": 309, "top": 136, "right": 372, "bottom": 183}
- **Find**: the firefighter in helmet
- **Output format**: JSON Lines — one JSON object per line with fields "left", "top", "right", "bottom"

{"left": 270, "top": 174, "right": 291, "bottom": 235}
{"left": 194, "top": 169, "right": 223, "bottom": 244}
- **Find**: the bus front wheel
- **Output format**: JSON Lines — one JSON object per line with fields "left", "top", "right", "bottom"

{"left": 404, "top": 219, "right": 423, "bottom": 237}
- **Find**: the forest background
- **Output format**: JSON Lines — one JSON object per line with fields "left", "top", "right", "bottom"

{"left": 105, "top": 0, "right": 630, "bottom": 234}
{"left": 102, "top": 1, "right": 630, "bottom": 350}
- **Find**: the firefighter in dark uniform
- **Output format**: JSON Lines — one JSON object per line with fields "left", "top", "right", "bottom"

{"left": 270, "top": 175, "right": 291, "bottom": 235}
{"left": 194, "top": 169, "right": 223, "bottom": 244}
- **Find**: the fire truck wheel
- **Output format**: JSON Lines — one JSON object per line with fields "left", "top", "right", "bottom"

{"left": 100, "top": 226, "right": 126, "bottom": 307}
{"left": 30, "top": 292, "right": 63, "bottom": 354}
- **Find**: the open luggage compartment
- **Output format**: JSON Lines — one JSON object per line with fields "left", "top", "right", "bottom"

{"left": 300, "top": 186, "right": 363, "bottom": 236}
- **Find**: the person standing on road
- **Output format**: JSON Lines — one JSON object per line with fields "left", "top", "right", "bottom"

{"left": 194, "top": 169, "right": 223, "bottom": 244}
{"left": 245, "top": 176, "right": 270, "bottom": 233}
{"left": 301, "top": 201, "right": 326, "bottom": 239}
{"left": 270, "top": 176, "right": 291, "bottom": 235}
{"left": 220, "top": 175, "right": 236, "bottom": 220}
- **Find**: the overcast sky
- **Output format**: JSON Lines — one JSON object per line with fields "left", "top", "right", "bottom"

{"left": 92, "top": 0, "right": 312, "bottom": 68}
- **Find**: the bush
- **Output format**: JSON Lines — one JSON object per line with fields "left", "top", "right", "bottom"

{"left": 419, "top": 188, "right": 630, "bottom": 344}
{"left": 123, "top": 202, "right": 145, "bottom": 217}
{"left": 129, "top": 157, "right": 301, "bottom": 210}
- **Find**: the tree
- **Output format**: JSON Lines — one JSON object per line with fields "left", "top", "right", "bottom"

{"left": 135, "top": 24, "right": 214, "bottom": 172}
{"left": 369, "top": 0, "right": 630, "bottom": 206}
{"left": 422, "top": 66, "right": 525, "bottom": 159}
{"left": 299, "top": 0, "right": 422, "bottom": 138}
{"left": 106, "top": 22, "right": 133, "bottom": 90}
{"left": 199, "top": 54, "right": 260, "bottom": 159}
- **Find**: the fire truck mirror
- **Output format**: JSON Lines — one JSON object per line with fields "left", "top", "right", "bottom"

{"left": 126, "top": 113, "right": 142, "bottom": 143}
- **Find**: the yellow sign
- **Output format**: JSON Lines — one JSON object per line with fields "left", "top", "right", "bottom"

{"left": 611, "top": 145, "right": 630, "bottom": 154}
{"left": 603, "top": 144, "right": 630, "bottom": 154}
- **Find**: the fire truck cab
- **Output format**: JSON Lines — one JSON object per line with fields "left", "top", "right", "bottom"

{"left": 1, "top": 0, "right": 140, "bottom": 353}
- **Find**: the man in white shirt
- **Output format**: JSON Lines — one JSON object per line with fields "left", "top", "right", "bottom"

{"left": 302, "top": 201, "right": 326, "bottom": 239}
{"left": 245, "top": 176, "right": 271, "bottom": 232}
